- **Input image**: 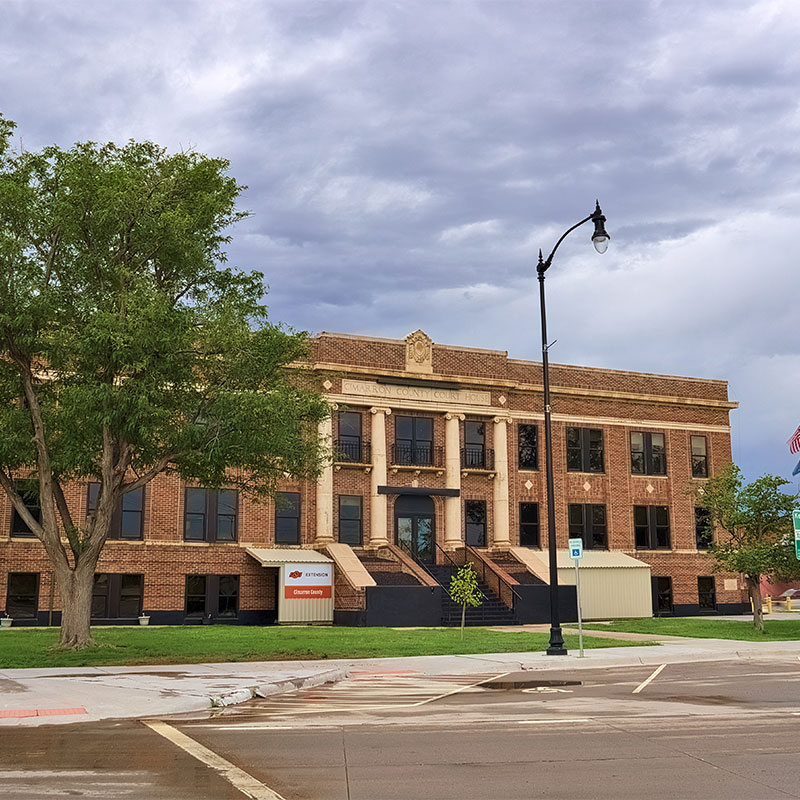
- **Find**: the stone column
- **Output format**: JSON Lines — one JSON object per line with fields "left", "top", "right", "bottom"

{"left": 492, "top": 416, "right": 511, "bottom": 550}
{"left": 369, "top": 407, "right": 392, "bottom": 547}
{"left": 444, "top": 413, "right": 465, "bottom": 549}
{"left": 315, "top": 414, "right": 334, "bottom": 544}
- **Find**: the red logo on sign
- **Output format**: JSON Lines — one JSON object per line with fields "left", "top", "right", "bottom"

{"left": 288, "top": 570, "right": 302, "bottom": 579}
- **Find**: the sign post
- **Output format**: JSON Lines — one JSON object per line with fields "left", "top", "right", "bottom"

{"left": 793, "top": 509, "right": 800, "bottom": 560}
{"left": 568, "top": 537, "right": 584, "bottom": 657}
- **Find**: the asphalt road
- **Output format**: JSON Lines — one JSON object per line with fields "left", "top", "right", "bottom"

{"left": 3, "top": 659, "right": 800, "bottom": 799}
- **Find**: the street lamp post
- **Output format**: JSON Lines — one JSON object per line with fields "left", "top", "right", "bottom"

{"left": 538, "top": 201, "right": 609, "bottom": 656}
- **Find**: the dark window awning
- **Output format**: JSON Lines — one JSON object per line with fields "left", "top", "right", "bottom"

{"left": 377, "top": 486, "right": 460, "bottom": 497}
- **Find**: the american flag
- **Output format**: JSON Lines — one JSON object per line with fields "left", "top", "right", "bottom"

{"left": 789, "top": 425, "right": 800, "bottom": 454}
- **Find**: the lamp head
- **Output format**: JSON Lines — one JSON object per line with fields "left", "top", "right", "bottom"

{"left": 591, "top": 200, "right": 610, "bottom": 254}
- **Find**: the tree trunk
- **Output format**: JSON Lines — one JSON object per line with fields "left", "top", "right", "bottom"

{"left": 747, "top": 577, "right": 764, "bottom": 633}
{"left": 55, "top": 558, "right": 99, "bottom": 649}
{"left": 461, "top": 601, "right": 466, "bottom": 640}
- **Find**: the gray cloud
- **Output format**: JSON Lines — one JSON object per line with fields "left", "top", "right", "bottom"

{"left": 2, "top": 0, "right": 800, "bottom": 482}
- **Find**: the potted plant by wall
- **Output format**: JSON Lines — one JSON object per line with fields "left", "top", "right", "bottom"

{"left": 1, "top": 612, "right": 13, "bottom": 629}
{"left": 138, "top": 613, "right": 150, "bottom": 626}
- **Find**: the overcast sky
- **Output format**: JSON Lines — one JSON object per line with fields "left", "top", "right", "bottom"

{"left": 3, "top": 0, "right": 799, "bottom": 484}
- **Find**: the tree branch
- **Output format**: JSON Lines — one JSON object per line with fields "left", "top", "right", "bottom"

{"left": 123, "top": 451, "right": 176, "bottom": 493}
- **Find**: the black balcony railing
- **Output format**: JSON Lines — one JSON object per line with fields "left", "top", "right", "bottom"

{"left": 391, "top": 443, "right": 443, "bottom": 468}
{"left": 461, "top": 446, "right": 494, "bottom": 470}
{"left": 334, "top": 439, "right": 371, "bottom": 464}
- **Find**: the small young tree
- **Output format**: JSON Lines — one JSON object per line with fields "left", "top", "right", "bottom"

{"left": 0, "top": 116, "right": 329, "bottom": 648}
{"left": 695, "top": 463, "right": 800, "bottom": 631}
{"left": 449, "top": 563, "right": 484, "bottom": 639}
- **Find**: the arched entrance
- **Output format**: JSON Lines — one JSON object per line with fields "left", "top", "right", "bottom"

{"left": 395, "top": 495, "right": 435, "bottom": 564}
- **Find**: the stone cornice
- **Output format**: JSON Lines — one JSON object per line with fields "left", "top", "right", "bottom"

{"left": 310, "top": 361, "right": 738, "bottom": 411}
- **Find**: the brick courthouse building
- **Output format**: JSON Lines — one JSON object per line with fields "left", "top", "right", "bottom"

{"left": 1, "top": 330, "right": 748, "bottom": 626}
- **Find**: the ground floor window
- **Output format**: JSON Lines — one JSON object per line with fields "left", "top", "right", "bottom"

{"left": 185, "top": 574, "right": 240, "bottom": 619}
{"left": 568, "top": 503, "right": 608, "bottom": 549}
{"left": 6, "top": 572, "right": 39, "bottom": 618}
{"left": 465, "top": 500, "right": 486, "bottom": 547}
{"left": 519, "top": 502, "right": 540, "bottom": 547}
{"left": 698, "top": 576, "right": 716, "bottom": 611}
{"left": 338, "top": 495, "right": 363, "bottom": 545}
{"left": 91, "top": 574, "right": 144, "bottom": 618}
{"left": 652, "top": 576, "right": 673, "bottom": 616}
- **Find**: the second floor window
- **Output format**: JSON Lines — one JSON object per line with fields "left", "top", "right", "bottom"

{"left": 568, "top": 503, "right": 608, "bottom": 549}
{"left": 184, "top": 488, "right": 238, "bottom": 542}
{"left": 566, "top": 428, "right": 604, "bottom": 473}
{"left": 275, "top": 491, "right": 301, "bottom": 544}
{"left": 465, "top": 500, "right": 487, "bottom": 547}
{"left": 631, "top": 432, "right": 666, "bottom": 475}
{"left": 634, "top": 505, "right": 671, "bottom": 549}
{"left": 87, "top": 483, "right": 144, "bottom": 540}
{"left": 394, "top": 416, "right": 434, "bottom": 466}
{"left": 518, "top": 424, "right": 538, "bottom": 470}
{"left": 463, "top": 420, "right": 486, "bottom": 468}
{"left": 519, "top": 502, "right": 540, "bottom": 547}
{"left": 338, "top": 496, "right": 363, "bottom": 546}
{"left": 691, "top": 436, "right": 709, "bottom": 478}
{"left": 337, "top": 411, "right": 363, "bottom": 462}
{"left": 695, "top": 506, "right": 712, "bottom": 549}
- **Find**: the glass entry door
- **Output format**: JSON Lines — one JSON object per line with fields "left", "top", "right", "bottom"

{"left": 395, "top": 495, "right": 435, "bottom": 564}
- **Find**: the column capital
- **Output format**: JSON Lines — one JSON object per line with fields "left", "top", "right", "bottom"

{"left": 370, "top": 406, "right": 392, "bottom": 416}
{"left": 493, "top": 415, "right": 511, "bottom": 425}
{"left": 445, "top": 412, "right": 465, "bottom": 421}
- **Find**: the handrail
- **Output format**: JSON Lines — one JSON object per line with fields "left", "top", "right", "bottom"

{"left": 462, "top": 545, "right": 524, "bottom": 613}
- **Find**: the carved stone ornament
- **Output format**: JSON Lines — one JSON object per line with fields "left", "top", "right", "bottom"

{"left": 405, "top": 329, "right": 433, "bottom": 374}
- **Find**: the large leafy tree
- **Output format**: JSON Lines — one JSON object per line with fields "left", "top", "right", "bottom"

{"left": 695, "top": 463, "right": 800, "bottom": 631}
{"left": 0, "top": 116, "right": 329, "bottom": 648}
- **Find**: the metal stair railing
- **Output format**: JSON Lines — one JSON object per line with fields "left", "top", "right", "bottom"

{"left": 462, "top": 545, "right": 524, "bottom": 617}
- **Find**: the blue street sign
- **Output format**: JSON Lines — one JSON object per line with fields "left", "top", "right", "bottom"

{"left": 568, "top": 537, "right": 583, "bottom": 560}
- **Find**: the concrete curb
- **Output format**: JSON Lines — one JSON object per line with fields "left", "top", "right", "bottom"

{"left": 209, "top": 667, "right": 349, "bottom": 708}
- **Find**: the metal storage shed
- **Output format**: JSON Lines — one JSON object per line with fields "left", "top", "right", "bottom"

{"left": 510, "top": 547, "right": 652, "bottom": 620}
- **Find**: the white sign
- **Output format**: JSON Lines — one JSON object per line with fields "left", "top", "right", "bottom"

{"left": 341, "top": 379, "right": 491, "bottom": 407}
{"left": 284, "top": 563, "right": 333, "bottom": 600}
{"left": 568, "top": 538, "right": 583, "bottom": 560}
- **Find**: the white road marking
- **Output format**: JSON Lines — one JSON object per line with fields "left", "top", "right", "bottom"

{"left": 143, "top": 720, "right": 284, "bottom": 800}
{"left": 521, "top": 687, "right": 573, "bottom": 694}
{"left": 518, "top": 718, "right": 591, "bottom": 725}
{"left": 632, "top": 664, "right": 666, "bottom": 694}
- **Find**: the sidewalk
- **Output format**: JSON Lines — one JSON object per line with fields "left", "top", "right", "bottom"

{"left": 2, "top": 625, "right": 800, "bottom": 727}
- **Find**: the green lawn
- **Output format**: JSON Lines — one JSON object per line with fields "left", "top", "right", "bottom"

{"left": 580, "top": 617, "right": 800, "bottom": 642}
{"left": 0, "top": 625, "right": 644, "bottom": 669}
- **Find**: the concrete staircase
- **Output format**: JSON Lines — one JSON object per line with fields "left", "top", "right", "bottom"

{"left": 426, "top": 565, "right": 518, "bottom": 626}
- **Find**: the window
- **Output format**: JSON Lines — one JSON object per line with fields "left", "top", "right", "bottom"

{"left": 218, "top": 575, "right": 240, "bottom": 618}
{"left": 6, "top": 573, "right": 39, "bottom": 618}
{"left": 652, "top": 576, "right": 673, "bottom": 616}
{"left": 91, "top": 573, "right": 144, "bottom": 618}
{"left": 10, "top": 481, "right": 40, "bottom": 537}
{"left": 519, "top": 502, "right": 540, "bottom": 547}
{"left": 691, "top": 436, "right": 708, "bottom": 478}
{"left": 394, "top": 416, "right": 434, "bottom": 466}
{"left": 337, "top": 411, "right": 364, "bottom": 462}
{"left": 463, "top": 420, "right": 487, "bottom": 468}
{"left": 698, "top": 576, "right": 716, "bottom": 611}
{"left": 568, "top": 504, "right": 608, "bottom": 549}
{"left": 634, "top": 505, "right": 671, "bottom": 549}
{"left": 275, "top": 491, "right": 301, "bottom": 544}
{"left": 518, "top": 424, "right": 538, "bottom": 470}
{"left": 183, "top": 488, "right": 238, "bottom": 542}
{"left": 695, "top": 507, "right": 712, "bottom": 549}
{"left": 184, "top": 574, "right": 239, "bottom": 619}
{"left": 630, "top": 431, "right": 666, "bottom": 475}
{"left": 566, "top": 428, "right": 604, "bottom": 473}
{"left": 465, "top": 500, "right": 487, "bottom": 547}
{"left": 185, "top": 575, "right": 207, "bottom": 617}
{"left": 87, "top": 483, "right": 144, "bottom": 540}
{"left": 338, "top": 496, "right": 363, "bottom": 545}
